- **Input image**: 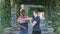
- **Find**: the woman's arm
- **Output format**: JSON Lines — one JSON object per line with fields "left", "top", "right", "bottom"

{"left": 18, "top": 24, "right": 27, "bottom": 30}
{"left": 17, "top": 17, "right": 27, "bottom": 30}
{"left": 17, "top": 20, "right": 28, "bottom": 30}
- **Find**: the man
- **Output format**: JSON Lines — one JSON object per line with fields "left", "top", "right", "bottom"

{"left": 30, "top": 10, "right": 41, "bottom": 34}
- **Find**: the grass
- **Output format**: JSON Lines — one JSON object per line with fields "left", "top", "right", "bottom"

{"left": 0, "top": 30, "right": 4, "bottom": 34}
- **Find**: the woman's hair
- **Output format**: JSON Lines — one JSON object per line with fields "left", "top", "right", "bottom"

{"left": 20, "top": 9, "right": 26, "bottom": 16}
{"left": 21, "top": 9, "right": 26, "bottom": 13}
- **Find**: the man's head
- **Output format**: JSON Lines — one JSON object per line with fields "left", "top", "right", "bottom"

{"left": 33, "top": 10, "right": 38, "bottom": 17}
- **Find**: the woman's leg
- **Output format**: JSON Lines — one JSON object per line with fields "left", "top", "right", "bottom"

{"left": 19, "top": 29, "right": 28, "bottom": 34}
{"left": 19, "top": 29, "right": 23, "bottom": 34}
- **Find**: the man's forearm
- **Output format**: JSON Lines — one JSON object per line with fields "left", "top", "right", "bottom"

{"left": 31, "top": 23, "right": 36, "bottom": 27}
{"left": 30, "top": 21, "right": 37, "bottom": 27}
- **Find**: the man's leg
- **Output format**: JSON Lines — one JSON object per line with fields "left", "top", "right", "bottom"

{"left": 32, "top": 31, "right": 36, "bottom": 34}
{"left": 32, "top": 31, "right": 41, "bottom": 34}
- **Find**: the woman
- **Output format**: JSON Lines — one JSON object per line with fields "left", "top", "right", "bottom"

{"left": 17, "top": 9, "right": 28, "bottom": 34}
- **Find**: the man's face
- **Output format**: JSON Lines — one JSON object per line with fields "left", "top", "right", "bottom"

{"left": 33, "top": 11, "right": 37, "bottom": 16}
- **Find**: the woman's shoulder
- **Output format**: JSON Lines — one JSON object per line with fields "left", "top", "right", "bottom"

{"left": 18, "top": 16, "right": 22, "bottom": 19}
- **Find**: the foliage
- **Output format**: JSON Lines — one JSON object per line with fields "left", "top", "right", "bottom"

{"left": 0, "top": 0, "right": 60, "bottom": 34}
{"left": 28, "top": 6, "right": 45, "bottom": 17}
{"left": 45, "top": 0, "right": 60, "bottom": 34}
{"left": 54, "top": 0, "right": 60, "bottom": 34}
{"left": 0, "top": 0, "right": 11, "bottom": 29}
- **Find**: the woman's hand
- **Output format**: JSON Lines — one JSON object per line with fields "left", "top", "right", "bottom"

{"left": 18, "top": 25, "right": 28, "bottom": 30}
{"left": 23, "top": 27, "right": 28, "bottom": 31}
{"left": 22, "top": 18, "right": 30, "bottom": 20}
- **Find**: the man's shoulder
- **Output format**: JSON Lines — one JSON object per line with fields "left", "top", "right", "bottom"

{"left": 37, "top": 16, "right": 40, "bottom": 18}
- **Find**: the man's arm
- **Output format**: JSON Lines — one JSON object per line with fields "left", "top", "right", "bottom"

{"left": 31, "top": 21, "right": 37, "bottom": 27}
{"left": 30, "top": 17, "right": 40, "bottom": 27}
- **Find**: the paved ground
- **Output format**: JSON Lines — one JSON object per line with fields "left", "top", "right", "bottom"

{"left": 12, "top": 20, "right": 55, "bottom": 34}
{"left": 2, "top": 19, "right": 56, "bottom": 34}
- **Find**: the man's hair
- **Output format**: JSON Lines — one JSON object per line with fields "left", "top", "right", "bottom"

{"left": 33, "top": 10, "right": 38, "bottom": 13}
